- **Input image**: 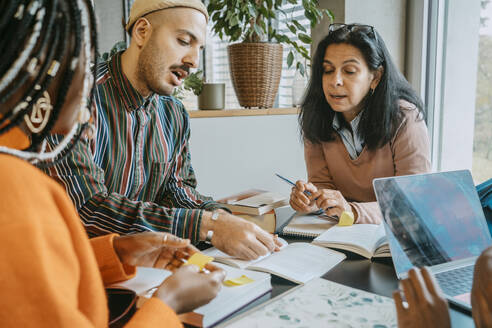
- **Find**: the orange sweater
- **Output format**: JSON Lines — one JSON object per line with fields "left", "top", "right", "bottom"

{"left": 0, "top": 152, "right": 182, "bottom": 327}
{"left": 305, "top": 105, "right": 431, "bottom": 224}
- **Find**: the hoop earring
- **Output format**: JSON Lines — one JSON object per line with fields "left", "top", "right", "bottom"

{"left": 24, "top": 91, "right": 52, "bottom": 134}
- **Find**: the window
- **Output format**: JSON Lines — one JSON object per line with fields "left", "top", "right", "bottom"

{"left": 472, "top": 1, "right": 492, "bottom": 183}
{"left": 417, "top": 0, "right": 482, "bottom": 174}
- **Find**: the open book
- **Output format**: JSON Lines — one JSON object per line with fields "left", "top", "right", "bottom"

{"left": 202, "top": 239, "right": 346, "bottom": 284}
{"left": 312, "top": 224, "right": 390, "bottom": 259}
{"left": 221, "top": 277, "right": 396, "bottom": 328}
{"left": 111, "top": 265, "right": 272, "bottom": 328}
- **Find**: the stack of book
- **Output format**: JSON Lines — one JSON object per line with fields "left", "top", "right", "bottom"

{"left": 218, "top": 189, "right": 293, "bottom": 233}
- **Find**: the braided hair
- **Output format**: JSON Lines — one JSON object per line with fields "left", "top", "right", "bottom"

{"left": 0, "top": 0, "right": 98, "bottom": 165}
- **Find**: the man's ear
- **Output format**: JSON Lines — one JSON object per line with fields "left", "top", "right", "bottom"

{"left": 371, "top": 66, "right": 384, "bottom": 90}
{"left": 131, "top": 18, "right": 152, "bottom": 49}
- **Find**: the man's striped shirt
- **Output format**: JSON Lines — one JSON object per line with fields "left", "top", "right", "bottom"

{"left": 45, "top": 52, "right": 224, "bottom": 243}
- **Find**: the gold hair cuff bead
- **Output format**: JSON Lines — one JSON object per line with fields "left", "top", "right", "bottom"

{"left": 14, "top": 4, "right": 25, "bottom": 19}
{"left": 47, "top": 61, "right": 60, "bottom": 77}
{"left": 27, "top": 58, "right": 38, "bottom": 75}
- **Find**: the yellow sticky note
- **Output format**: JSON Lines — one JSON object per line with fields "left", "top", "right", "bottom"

{"left": 184, "top": 253, "right": 214, "bottom": 270}
{"left": 223, "top": 275, "right": 255, "bottom": 287}
{"left": 337, "top": 211, "right": 354, "bottom": 226}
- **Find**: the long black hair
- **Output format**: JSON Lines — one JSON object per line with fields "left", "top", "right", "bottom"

{"left": 0, "top": 0, "right": 98, "bottom": 164}
{"left": 299, "top": 24, "right": 424, "bottom": 149}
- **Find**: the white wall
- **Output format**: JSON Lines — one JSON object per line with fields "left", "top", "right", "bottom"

{"left": 314, "top": 0, "right": 407, "bottom": 72}
{"left": 189, "top": 114, "right": 306, "bottom": 199}
{"left": 94, "top": 0, "right": 125, "bottom": 53}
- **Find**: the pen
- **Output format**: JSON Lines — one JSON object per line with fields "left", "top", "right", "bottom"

{"left": 275, "top": 173, "right": 314, "bottom": 197}
{"left": 275, "top": 173, "right": 338, "bottom": 219}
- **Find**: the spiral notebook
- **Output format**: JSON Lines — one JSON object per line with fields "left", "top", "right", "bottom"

{"left": 280, "top": 213, "right": 336, "bottom": 238}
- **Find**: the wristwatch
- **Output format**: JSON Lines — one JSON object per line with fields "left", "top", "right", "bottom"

{"left": 205, "top": 211, "right": 219, "bottom": 243}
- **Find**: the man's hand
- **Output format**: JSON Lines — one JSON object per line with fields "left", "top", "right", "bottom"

{"left": 393, "top": 267, "right": 450, "bottom": 328}
{"left": 155, "top": 263, "right": 226, "bottom": 314}
{"left": 472, "top": 246, "right": 492, "bottom": 328}
{"left": 289, "top": 180, "right": 319, "bottom": 213}
{"left": 113, "top": 232, "right": 198, "bottom": 271}
{"left": 201, "top": 210, "right": 282, "bottom": 260}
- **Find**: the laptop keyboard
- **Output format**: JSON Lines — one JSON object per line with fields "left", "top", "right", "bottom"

{"left": 434, "top": 265, "right": 474, "bottom": 297}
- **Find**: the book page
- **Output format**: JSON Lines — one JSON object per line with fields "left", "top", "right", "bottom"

{"left": 202, "top": 238, "right": 289, "bottom": 269}
{"left": 313, "top": 224, "right": 385, "bottom": 257}
{"left": 248, "top": 243, "right": 346, "bottom": 284}
{"left": 224, "top": 278, "right": 396, "bottom": 328}
{"left": 110, "top": 267, "right": 172, "bottom": 295}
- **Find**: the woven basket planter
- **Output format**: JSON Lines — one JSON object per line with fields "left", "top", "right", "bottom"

{"left": 227, "top": 43, "right": 283, "bottom": 109}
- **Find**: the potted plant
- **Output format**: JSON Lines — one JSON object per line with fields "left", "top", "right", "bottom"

{"left": 207, "top": 0, "right": 332, "bottom": 108}
{"left": 173, "top": 70, "right": 226, "bottom": 110}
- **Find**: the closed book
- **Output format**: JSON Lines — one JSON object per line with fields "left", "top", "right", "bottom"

{"left": 218, "top": 190, "right": 289, "bottom": 216}
{"left": 312, "top": 223, "right": 391, "bottom": 259}
{"left": 234, "top": 205, "right": 296, "bottom": 233}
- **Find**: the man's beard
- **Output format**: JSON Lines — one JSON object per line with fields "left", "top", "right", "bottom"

{"left": 137, "top": 40, "right": 173, "bottom": 96}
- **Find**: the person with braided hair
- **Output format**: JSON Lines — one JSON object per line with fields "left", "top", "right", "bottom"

{"left": 0, "top": 0, "right": 226, "bottom": 326}
{"left": 43, "top": 0, "right": 282, "bottom": 261}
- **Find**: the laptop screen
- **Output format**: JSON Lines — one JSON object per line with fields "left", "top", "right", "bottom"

{"left": 373, "top": 170, "right": 492, "bottom": 276}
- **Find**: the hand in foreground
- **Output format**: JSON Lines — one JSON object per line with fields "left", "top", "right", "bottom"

{"left": 472, "top": 246, "right": 492, "bottom": 328}
{"left": 311, "top": 188, "right": 355, "bottom": 220}
{"left": 289, "top": 180, "right": 319, "bottom": 213}
{"left": 155, "top": 263, "right": 226, "bottom": 314}
{"left": 203, "top": 210, "right": 283, "bottom": 261}
{"left": 393, "top": 267, "right": 450, "bottom": 328}
{"left": 113, "top": 232, "right": 198, "bottom": 270}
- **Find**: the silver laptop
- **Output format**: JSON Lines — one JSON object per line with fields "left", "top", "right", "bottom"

{"left": 373, "top": 170, "right": 492, "bottom": 312}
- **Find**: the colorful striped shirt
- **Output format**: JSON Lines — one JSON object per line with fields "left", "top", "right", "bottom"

{"left": 44, "top": 52, "right": 225, "bottom": 243}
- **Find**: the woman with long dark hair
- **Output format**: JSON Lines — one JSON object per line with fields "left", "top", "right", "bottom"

{"left": 290, "top": 24, "right": 431, "bottom": 223}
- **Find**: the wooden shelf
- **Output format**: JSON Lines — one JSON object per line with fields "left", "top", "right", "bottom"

{"left": 187, "top": 107, "right": 300, "bottom": 118}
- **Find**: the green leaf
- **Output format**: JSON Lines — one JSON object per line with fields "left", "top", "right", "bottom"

{"left": 287, "top": 51, "right": 294, "bottom": 67}
{"left": 287, "top": 0, "right": 297, "bottom": 4}
{"left": 259, "top": 6, "right": 268, "bottom": 17}
{"left": 299, "top": 62, "right": 305, "bottom": 76}
{"left": 292, "top": 20, "right": 307, "bottom": 32}
{"left": 287, "top": 24, "right": 296, "bottom": 34}
{"left": 230, "top": 15, "right": 239, "bottom": 26}
{"left": 298, "top": 33, "right": 312, "bottom": 44}
{"left": 212, "top": 12, "right": 221, "bottom": 22}
{"left": 259, "top": 20, "right": 267, "bottom": 30}
{"left": 304, "top": 9, "right": 313, "bottom": 21}
{"left": 324, "top": 9, "right": 334, "bottom": 21}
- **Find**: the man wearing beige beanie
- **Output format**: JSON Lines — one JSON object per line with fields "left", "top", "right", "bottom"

{"left": 46, "top": 0, "right": 281, "bottom": 260}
